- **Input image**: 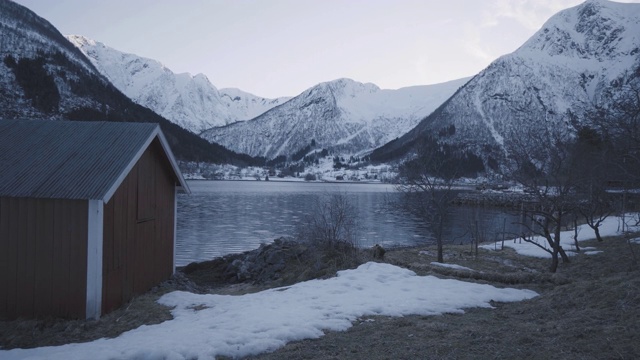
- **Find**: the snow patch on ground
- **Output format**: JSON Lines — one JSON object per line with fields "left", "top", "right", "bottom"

{"left": 430, "top": 262, "right": 476, "bottom": 272}
{"left": 584, "top": 251, "right": 603, "bottom": 255}
{"left": 481, "top": 215, "right": 640, "bottom": 258}
{"left": 2, "top": 263, "right": 537, "bottom": 360}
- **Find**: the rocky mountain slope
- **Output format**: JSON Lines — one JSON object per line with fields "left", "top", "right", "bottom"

{"left": 201, "top": 77, "right": 470, "bottom": 159}
{"left": 66, "top": 35, "right": 290, "bottom": 134}
{"left": 372, "top": 0, "right": 640, "bottom": 166}
{"left": 0, "top": 1, "right": 260, "bottom": 165}
{"left": 0, "top": 1, "right": 96, "bottom": 119}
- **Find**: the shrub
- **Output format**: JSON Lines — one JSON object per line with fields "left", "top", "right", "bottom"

{"left": 296, "top": 194, "right": 360, "bottom": 269}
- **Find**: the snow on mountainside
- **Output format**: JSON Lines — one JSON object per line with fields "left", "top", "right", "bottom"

{"left": 372, "top": 0, "right": 640, "bottom": 164}
{"left": 0, "top": 3, "right": 94, "bottom": 73}
{"left": 66, "top": 35, "right": 289, "bottom": 133}
{"left": 219, "top": 87, "right": 292, "bottom": 124}
{"left": 0, "top": 1, "right": 257, "bottom": 165}
{"left": 0, "top": 1, "right": 104, "bottom": 118}
{"left": 201, "top": 77, "right": 470, "bottom": 159}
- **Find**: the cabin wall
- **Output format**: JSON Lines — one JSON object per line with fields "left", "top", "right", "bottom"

{"left": 101, "top": 139, "right": 176, "bottom": 314}
{"left": 0, "top": 197, "right": 88, "bottom": 320}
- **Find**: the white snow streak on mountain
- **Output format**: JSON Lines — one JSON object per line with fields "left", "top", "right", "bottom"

{"left": 375, "top": 0, "right": 640, "bottom": 163}
{"left": 202, "top": 77, "right": 471, "bottom": 158}
{"left": 66, "top": 35, "right": 290, "bottom": 133}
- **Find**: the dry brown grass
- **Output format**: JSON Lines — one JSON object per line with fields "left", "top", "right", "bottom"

{"left": 248, "top": 235, "right": 640, "bottom": 360}
{"left": 2, "top": 234, "right": 639, "bottom": 359}
{"left": 0, "top": 275, "right": 184, "bottom": 350}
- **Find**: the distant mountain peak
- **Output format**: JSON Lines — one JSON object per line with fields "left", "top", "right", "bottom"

{"left": 66, "top": 34, "right": 93, "bottom": 46}
{"left": 66, "top": 35, "right": 290, "bottom": 133}
{"left": 201, "top": 77, "right": 471, "bottom": 159}
{"left": 372, "top": 0, "right": 640, "bottom": 166}
{"left": 315, "top": 78, "right": 380, "bottom": 95}
{"left": 0, "top": 0, "right": 254, "bottom": 165}
{"left": 518, "top": 0, "right": 640, "bottom": 63}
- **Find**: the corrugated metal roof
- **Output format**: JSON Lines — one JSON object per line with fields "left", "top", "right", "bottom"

{"left": 0, "top": 119, "right": 182, "bottom": 200}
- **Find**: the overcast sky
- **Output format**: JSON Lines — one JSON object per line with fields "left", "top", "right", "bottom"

{"left": 13, "top": 0, "right": 640, "bottom": 98}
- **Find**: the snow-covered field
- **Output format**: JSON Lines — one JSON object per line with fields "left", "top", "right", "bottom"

{"left": 481, "top": 214, "right": 640, "bottom": 258}
{"left": 2, "top": 263, "right": 537, "bottom": 360}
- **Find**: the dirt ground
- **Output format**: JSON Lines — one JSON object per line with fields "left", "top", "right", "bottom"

{"left": 2, "top": 235, "right": 639, "bottom": 360}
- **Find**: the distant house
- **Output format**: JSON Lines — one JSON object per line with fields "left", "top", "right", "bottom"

{"left": 0, "top": 119, "right": 190, "bottom": 320}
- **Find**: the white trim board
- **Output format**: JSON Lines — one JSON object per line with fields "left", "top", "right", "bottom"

{"left": 102, "top": 126, "right": 190, "bottom": 204}
{"left": 86, "top": 199, "right": 104, "bottom": 319}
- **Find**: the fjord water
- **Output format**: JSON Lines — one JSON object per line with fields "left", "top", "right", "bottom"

{"left": 176, "top": 180, "right": 520, "bottom": 266}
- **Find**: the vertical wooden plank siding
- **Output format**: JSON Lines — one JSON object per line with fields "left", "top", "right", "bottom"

{"left": 153, "top": 139, "right": 177, "bottom": 283}
{"left": 0, "top": 198, "right": 88, "bottom": 320}
{"left": 15, "top": 199, "right": 31, "bottom": 317}
{"left": 33, "top": 199, "right": 54, "bottom": 317}
{"left": 156, "top": 151, "right": 176, "bottom": 281}
{"left": 124, "top": 167, "right": 138, "bottom": 305}
{"left": 7, "top": 198, "right": 19, "bottom": 317}
{"left": 21, "top": 199, "right": 37, "bottom": 316}
{"left": 54, "top": 199, "right": 77, "bottom": 317}
{"left": 101, "top": 139, "right": 176, "bottom": 315}
{"left": 69, "top": 201, "right": 88, "bottom": 318}
{"left": 0, "top": 198, "right": 15, "bottom": 318}
{"left": 0, "top": 198, "right": 6, "bottom": 317}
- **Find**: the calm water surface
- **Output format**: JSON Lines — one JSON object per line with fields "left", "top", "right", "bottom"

{"left": 176, "top": 180, "right": 520, "bottom": 266}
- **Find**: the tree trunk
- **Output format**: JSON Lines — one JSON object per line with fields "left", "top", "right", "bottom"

{"left": 548, "top": 214, "right": 567, "bottom": 273}
{"left": 558, "top": 246, "right": 571, "bottom": 263}
{"left": 554, "top": 218, "right": 570, "bottom": 264}
{"left": 550, "top": 250, "right": 559, "bottom": 273}
{"left": 436, "top": 215, "right": 444, "bottom": 263}
{"left": 594, "top": 226, "right": 603, "bottom": 242}
{"left": 573, "top": 217, "right": 580, "bottom": 252}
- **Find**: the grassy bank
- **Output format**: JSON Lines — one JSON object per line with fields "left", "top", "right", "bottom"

{"left": 1, "top": 234, "right": 639, "bottom": 359}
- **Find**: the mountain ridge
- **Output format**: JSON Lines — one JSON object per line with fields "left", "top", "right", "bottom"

{"left": 371, "top": 0, "right": 640, "bottom": 166}
{"left": 66, "top": 35, "right": 291, "bottom": 134}
{"left": 0, "top": 0, "right": 261, "bottom": 165}
{"left": 201, "top": 76, "right": 471, "bottom": 159}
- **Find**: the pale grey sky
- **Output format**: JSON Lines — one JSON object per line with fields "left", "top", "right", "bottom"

{"left": 13, "top": 0, "right": 640, "bottom": 98}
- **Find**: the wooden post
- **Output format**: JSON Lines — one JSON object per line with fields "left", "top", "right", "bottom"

{"left": 475, "top": 220, "right": 479, "bottom": 257}
{"left": 501, "top": 217, "right": 506, "bottom": 250}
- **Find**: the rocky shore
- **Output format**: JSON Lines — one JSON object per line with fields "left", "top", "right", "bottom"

{"left": 181, "top": 237, "right": 364, "bottom": 292}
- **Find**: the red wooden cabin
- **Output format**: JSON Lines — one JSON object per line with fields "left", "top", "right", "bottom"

{"left": 0, "top": 119, "right": 190, "bottom": 319}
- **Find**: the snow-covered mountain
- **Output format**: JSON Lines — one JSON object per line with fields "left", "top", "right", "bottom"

{"left": 66, "top": 35, "right": 290, "bottom": 134}
{"left": 200, "top": 77, "right": 470, "bottom": 159}
{"left": 218, "top": 87, "right": 292, "bottom": 124}
{"left": 0, "top": 1, "right": 258, "bottom": 165}
{"left": 372, "top": 0, "right": 640, "bottom": 165}
{"left": 0, "top": 1, "right": 101, "bottom": 118}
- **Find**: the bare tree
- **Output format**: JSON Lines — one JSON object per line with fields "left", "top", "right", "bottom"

{"left": 596, "top": 76, "right": 640, "bottom": 184}
{"left": 394, "top": 140, "right": 462, "bottom": 263}
{"left": 296, "top": 193, "right": 360, "bottom": 266}
{"left": 571, "top": 126, "right": 615, "bottom": 243}
{"left": 585, "top": 77, "right": 640, "bottom": 240}
{"left": 505, "top": 126, "right": 577, "bottom": 272}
